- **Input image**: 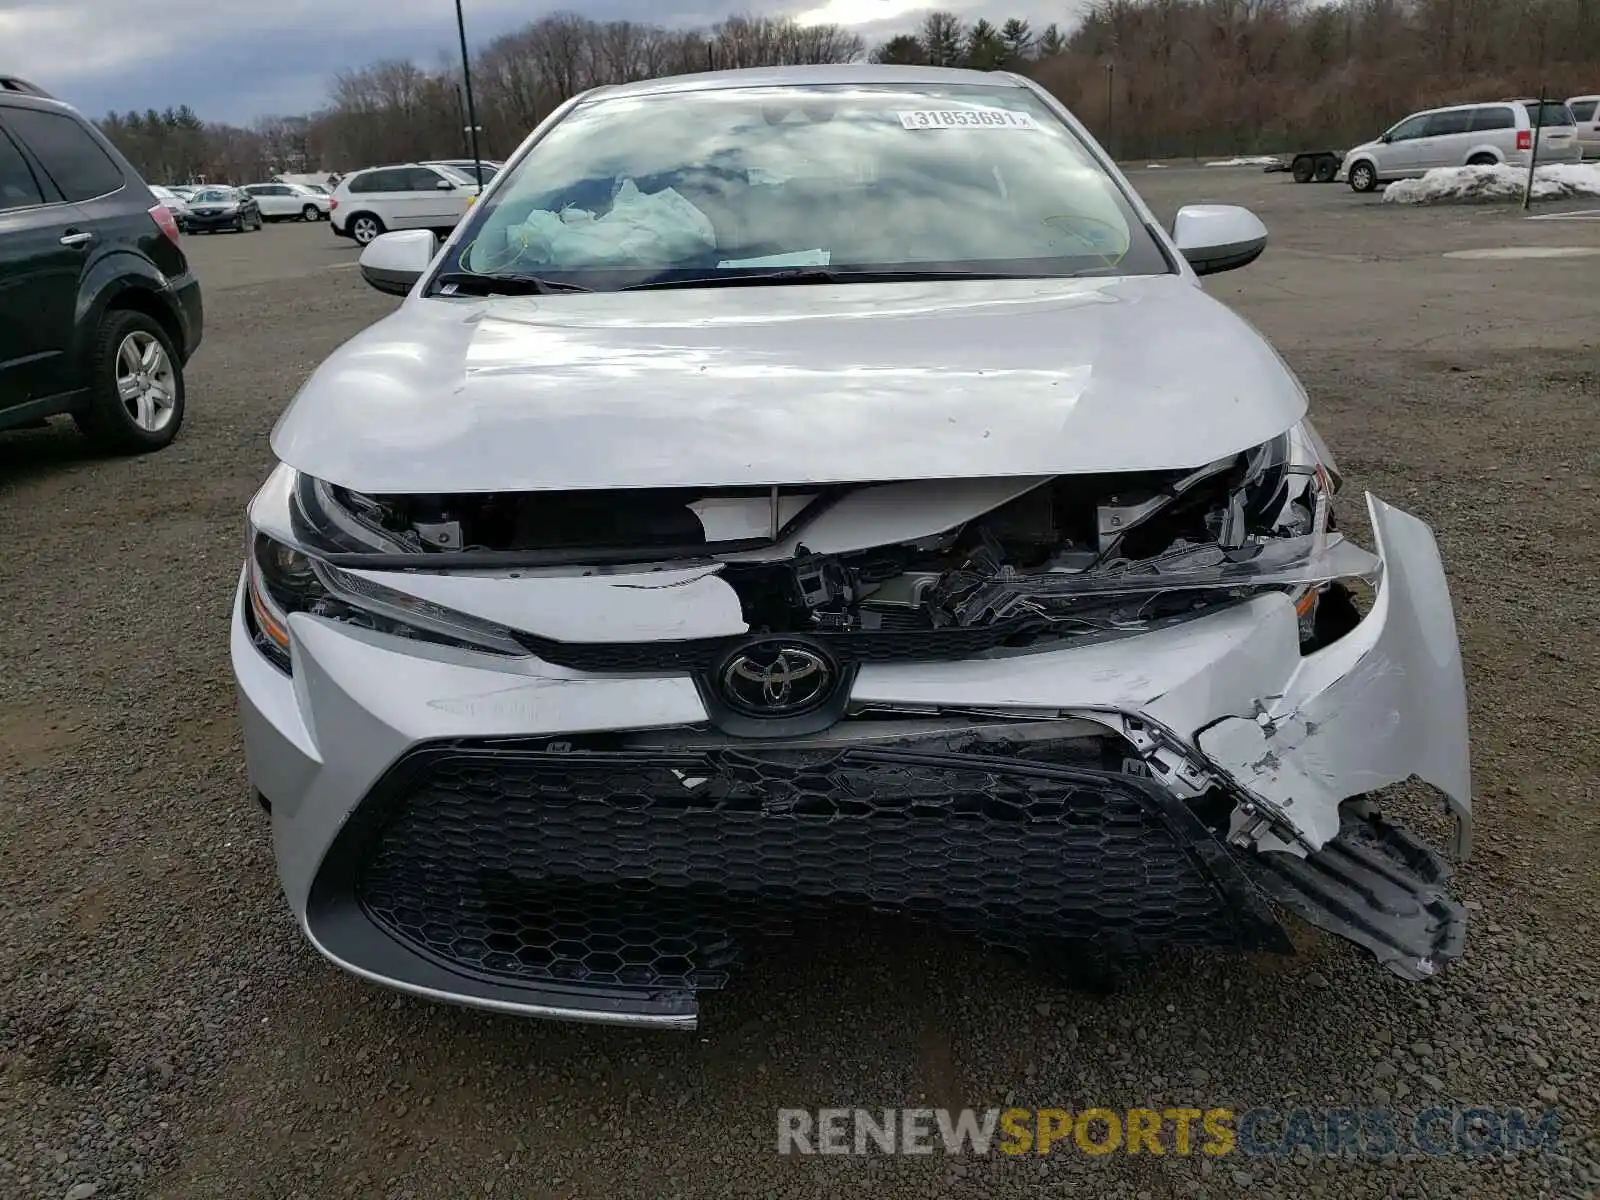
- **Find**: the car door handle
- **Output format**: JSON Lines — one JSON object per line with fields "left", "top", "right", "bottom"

{"left": 59, "top": 230, "right": 95, "bottom": 248}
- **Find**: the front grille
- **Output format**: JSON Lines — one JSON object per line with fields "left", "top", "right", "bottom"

{"left": 511, "top": 619, "right": 1062, "bottom": 673}
{"left": 316, "top": 736, "right": 1285, "bottom": 999}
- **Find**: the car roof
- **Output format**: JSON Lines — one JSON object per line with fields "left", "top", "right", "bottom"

{"left": 587, "top": 63, "right": 1029, "bottom": 102}
{"left": 1567, "top": 94, "right": 1600, "bottom": 102}
{"left": 0, "top": 75, "right": 55, "bottom": 99}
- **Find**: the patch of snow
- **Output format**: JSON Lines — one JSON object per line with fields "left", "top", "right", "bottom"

{"left": 1204, "top": 155, "right": 1283, "bottom": 168}
{"left": 1384, "top": 163, "right": 1600, "bottom": 204}
{"left": 1145, "top": 163, "right": 1169, "bottom": 169}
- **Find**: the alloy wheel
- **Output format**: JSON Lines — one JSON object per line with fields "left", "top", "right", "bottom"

{"left": 115, "top": 332, "right": 178, "bottom": 432}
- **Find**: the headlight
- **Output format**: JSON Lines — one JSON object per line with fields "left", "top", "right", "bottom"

{"left": 244, "top": 529, "right": 525, "bottom": 673}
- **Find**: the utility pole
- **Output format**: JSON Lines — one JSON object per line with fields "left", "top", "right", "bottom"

{"left": 454, "top": 0, "right": 483, "bottom": 182}
{"left": 1523, "top": 87, "right": 1546, "bottom": 211}
{"left": 1105, "top": 62, "right": 1115, "bottom": 159}
{"left": 454, "top": 85, "right": 469, "bottom": 158}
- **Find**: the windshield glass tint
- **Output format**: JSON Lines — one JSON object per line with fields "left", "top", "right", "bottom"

{"left": 450, "top": 83, "right": 1166, "bottom": 287}
{"left": 192, "top": 188, "right": 236, "bottom": 203}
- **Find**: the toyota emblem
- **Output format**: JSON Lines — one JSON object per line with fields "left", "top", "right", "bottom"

{"left": 717, "top": 641, "right": 837, "bottom": 717}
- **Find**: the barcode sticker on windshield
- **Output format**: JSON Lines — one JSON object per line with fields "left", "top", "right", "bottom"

{"left": 898, "top": 109, "right": 1042, "bottom": 131}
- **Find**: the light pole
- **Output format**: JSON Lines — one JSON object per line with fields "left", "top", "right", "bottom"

{"left": 1105, "top": 62, "right": 1115, "bottom": 159}
{"left": 454, "top": 0, "right": 484, "bottom": 180}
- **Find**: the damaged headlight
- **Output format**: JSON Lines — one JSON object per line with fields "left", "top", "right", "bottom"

{"left": 244, "top": 484, "right": 526, "bottom": 672}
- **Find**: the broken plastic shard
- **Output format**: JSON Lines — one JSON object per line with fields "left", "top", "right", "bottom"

{"left": 1198, "top": 494, "right": 1472, "bottom": 859}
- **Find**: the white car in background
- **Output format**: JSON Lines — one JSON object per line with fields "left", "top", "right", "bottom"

{"left": 1569, "top": 95, "right": 1600, "bottom": 157}
{"left": 148, "top": 185, "right": 191, "bottom": 229}
{"left": 328, "top": 163, "right": 482, "bottom": 245}
{"left": 242, "top": 182, "right": 331, "bottom": 222}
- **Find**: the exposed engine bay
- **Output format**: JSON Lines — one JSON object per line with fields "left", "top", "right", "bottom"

{"left": 307, "top": 426, "right": 1370, "bottom": 645}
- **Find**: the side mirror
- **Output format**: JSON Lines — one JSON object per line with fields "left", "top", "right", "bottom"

{"left": 1379, "top": 132, "right": 1393, "bottom": 144}
{"left": 359, "top": 229, "right": 438, "bottom": 296}
{"left": 435, "top": 178, "right": 455, "bottom": 190}
{"left": 1172, "top": 204, "right": 1268, "bottom": 277}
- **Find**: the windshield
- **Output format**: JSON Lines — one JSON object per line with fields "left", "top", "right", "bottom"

{"left": 441, "top": 83, "right": 1166, "bottom": 291}
{"left": 191, "top": 188, "right": 237, "bottom": 203}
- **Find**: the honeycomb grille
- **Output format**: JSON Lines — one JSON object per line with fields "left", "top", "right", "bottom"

{"left": 339, "top": 741, "right": 1280, "bottom": 995}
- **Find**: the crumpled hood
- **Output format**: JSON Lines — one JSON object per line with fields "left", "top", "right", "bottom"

{"left": 271, "top": 275, "right": 1307, "bottom": 493}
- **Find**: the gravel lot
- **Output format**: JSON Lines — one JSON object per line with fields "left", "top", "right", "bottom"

{"left": 2, "top": 175, "right": 1598, "bottom": 1200}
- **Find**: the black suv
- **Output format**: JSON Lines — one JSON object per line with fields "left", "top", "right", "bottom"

{"left": 0, "top": 78, "right": 202, "bottom": 452}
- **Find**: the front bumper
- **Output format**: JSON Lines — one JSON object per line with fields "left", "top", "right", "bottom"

{"left": 232, "top": 494, "right": 1472, "bottom": 1026}
{"left": 187, "top": 211, "right": 246, "bottom": 230}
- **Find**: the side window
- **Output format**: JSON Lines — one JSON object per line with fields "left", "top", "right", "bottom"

{"left": 346, "top": 172, "right": 377, "bottom": 194}
{"left": 0, "top": 124, "right": 46, "bottom": 211}
{"left": 1425, "top": 110, "right": 1472, "bottom": 137}
{"left": 406, "top": 167, "right": 448, "bottom": 191}
{"left": 1571, "top": 100, "right": 1598, "bottom": 122}
{"left": 1387, "top": 114, "right": 1430, "bottom": 142}
{"left": 1469, "top": 107, "right": 1515, "bottom": 132}
{"left": 360, "top": 169, "right": 405, "bottom": 193}
{"left": 3, "top": 107, "right": 123, "bottom": 201}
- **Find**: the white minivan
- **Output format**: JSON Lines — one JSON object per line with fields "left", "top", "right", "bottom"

{"left": 1342, "top": 100, "right": 1581, "bottom": 192}
{"left": 1568, "top": 95, "right": 1600, "bottom": 158}
{"left": 329, "top": 163, "right": 482, "bottom": 245}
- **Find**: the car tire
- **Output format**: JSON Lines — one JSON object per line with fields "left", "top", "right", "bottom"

{"left": 1291, "top": 156, "right": 1315, "bottom": 183}
{"left": 1467, "top": 153, "right": 1497, "bottom": 167}
{"left": 1348, "top": 161, "right": 1378, "bottom": 192}
{"left": 74, "top": 309, "right": 185, "bottom": 454}
{"left": 349, "top": 214, "right": 384, "bottom": 245}
{"left": 1313, "top": 155, "right": 1339, "bottom": 183}
{"left": 302, "top": 204, "right": 321, "bottom": 222}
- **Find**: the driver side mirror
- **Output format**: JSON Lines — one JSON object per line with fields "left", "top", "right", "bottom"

{"left": 435, "top": 178, "right": 456, "bottom": 190}
{"left": 359, "top": 229, "right": 438, "bottom": 296}
{"left": 1380, "top": 132, "right": 1394, "bottom": 143}
{"left": 1171, "top": 204, "right": 1268, "bottom": 276}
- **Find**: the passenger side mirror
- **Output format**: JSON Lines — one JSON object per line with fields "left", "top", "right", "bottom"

{"left": 1379, "top": 132, "right": 1393, "bottom": 143}
{"left": 359, "top": 229, "right": 438, "bottom": 296}
{"left": 1171, "top": 204, "right": 1268, "bottom": 276}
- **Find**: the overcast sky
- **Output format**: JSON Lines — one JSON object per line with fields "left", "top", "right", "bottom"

{"left": 1, "top": 0, "right": 1087, "bottom": 124}
{"left": 0, "top": 0, "right": 1088, "bottom": 124}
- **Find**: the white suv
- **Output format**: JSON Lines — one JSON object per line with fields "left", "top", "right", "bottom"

{"left": 242, "top": 182, "right": 330, "bottom": 222}
{"left": 1342, "top": 100, "right": 1581, "bottom": 192}
{"left": 330, "top": 164, "right": 481, "bottom": 245}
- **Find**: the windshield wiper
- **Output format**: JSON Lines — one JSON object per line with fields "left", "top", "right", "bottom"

{"left": 432, "top": 271, "right": 593, "bottom": 296}
{"left": 620, "top": 268, "right": 1035, "bottom": 291}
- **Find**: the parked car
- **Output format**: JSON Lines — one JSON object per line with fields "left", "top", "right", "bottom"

{"left": 184, "top": 185, "right": 262, "bottom": 233}
{"left": 1568, "top": 95, "right": 1600, "bottom": 157}
{"left": 148, "top": 184, "right": 191, "bottom": 230}
{"left": 242, "top": 181, "right": 330, "bottom": 222}
{"left": 423, "top": 157, "right": 503, "bottom": 184}
{"left": 169, "top": 184, "right": 199, "bottom": 200}
{"left": 328, "top": 163, "right": 481, "bottom": 245}
{"left": 1341, "top": 99, "right": 1581, "bottom": 191}
{"left": 236, "top": 66, "right": 1473, "bottom": 1027}
{"left": 0, "top": 82, "right": 202, "bottom": 451}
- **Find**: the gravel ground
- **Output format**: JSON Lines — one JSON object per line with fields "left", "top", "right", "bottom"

{"left": 2, "top": 183, "right": 1598, "bottom": 1200}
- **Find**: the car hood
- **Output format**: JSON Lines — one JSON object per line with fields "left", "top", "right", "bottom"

{"left": 271, "top": 274, "right": 1307, "bottom": 493}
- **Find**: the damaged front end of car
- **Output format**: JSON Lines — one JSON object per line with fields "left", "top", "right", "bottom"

{"left": 239, "top": 417, "right": 1471, "bottom": 1022}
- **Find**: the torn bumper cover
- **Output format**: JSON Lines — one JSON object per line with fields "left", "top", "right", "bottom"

{"left": 232, "top": 493, "right": 1471, "bottom": 1026}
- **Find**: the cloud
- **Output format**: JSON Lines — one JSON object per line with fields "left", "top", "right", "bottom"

{"left": 9, "top": 0, "right": 1082, "bottom": 124}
